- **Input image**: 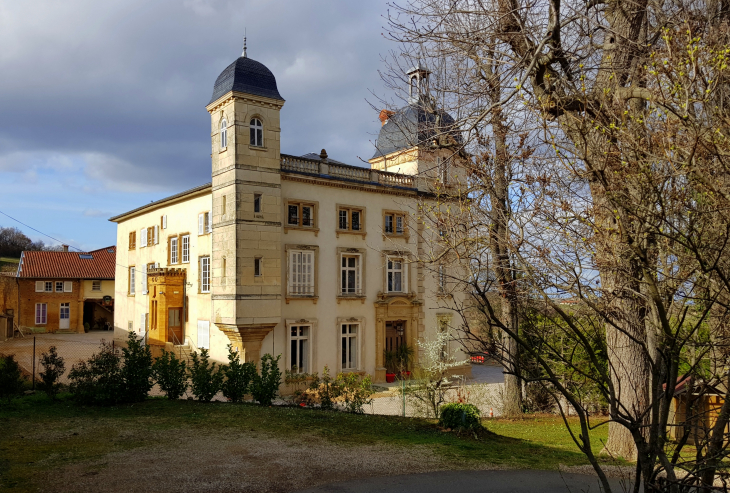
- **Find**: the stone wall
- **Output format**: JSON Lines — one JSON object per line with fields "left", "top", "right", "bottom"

{"left": 0, "top": 274, "right": 18, "bottom": 315}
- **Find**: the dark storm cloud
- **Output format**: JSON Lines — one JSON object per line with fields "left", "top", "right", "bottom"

{"left": 0, "top": 0, "right": 395, "bottom": 195}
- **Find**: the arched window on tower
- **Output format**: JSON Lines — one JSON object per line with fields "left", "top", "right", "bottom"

{"left": 250, "top": 118, "right": 263, "bottom": 147}
{"left": 220, "top": 119, "right": 227, "bottom": 149}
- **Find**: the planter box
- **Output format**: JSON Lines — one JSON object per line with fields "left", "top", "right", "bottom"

{"left": 386, "top": 373, "right": 396, "bottom": 383}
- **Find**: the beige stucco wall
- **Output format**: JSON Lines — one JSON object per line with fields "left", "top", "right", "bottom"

{"left": 113, "top": 190, "right": 234, "bottom": 361}
{"left": 82, "top": 280, "right": 115, "bottom": 298}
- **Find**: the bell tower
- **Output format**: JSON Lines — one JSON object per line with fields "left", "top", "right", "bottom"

{"left": 205, "top": 45, "right": 285, "bottom": 363}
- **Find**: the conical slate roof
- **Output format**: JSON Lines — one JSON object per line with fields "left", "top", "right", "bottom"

{"left": 209, "top": 56, "right": 284, "bottom": 104}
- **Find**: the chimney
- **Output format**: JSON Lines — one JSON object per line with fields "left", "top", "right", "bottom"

{"left": 62, "top": 245, "right": 69, "bottom": 252}
{"left": 379, "top": 109, "right": 394, "bottom": 126}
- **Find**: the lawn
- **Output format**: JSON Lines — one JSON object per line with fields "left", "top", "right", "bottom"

{"left": 0, "top": 394, "right": 620, "bottom": 492}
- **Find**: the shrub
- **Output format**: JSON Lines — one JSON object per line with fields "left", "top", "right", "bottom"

{"left": 120, "top": 332, "right": 153, "bottom": 403}
{"left": 251, "top": 353, "right": 281, "bottom": 406}
{"left": 438, "top": 402, "right": 482, "bottom": 430}
{"left": 189, "top": 349, "right": 223, "bottom": 402}
{"left": 68, "top": 341, "right": 124, "bottom": 405}
{"left": 152, "top": 350, "right": 188, "bottom": 400}
{"left": 335, "top": 372, "right": 374, "bottom": 413}
{"left": 0, "top": 355, "right": 24, "bottom": 403}
{"left": 39, "top": 346, "right": 66, "bottom": 400}
{"left": 221, "top": 346, "right": 256, "bottom": 403}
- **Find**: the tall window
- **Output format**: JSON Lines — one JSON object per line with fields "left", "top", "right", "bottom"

{"left": 129, "top": 267, "right": 136, "bottom": 295}
{"left": 254, "top": 194, "right": 262, "bottom": 213}
{"left": 250, "top": 118, "right": 263, "bottom": 147}
{"left": 170, "top": 237, "right": 179, "bottom": 264}
{"left": 340, "top": 255, "right": 361, "bottom": 295}
{"left": 290, "top": 325, "right": 310, "bottom": 373}
{"left": 438, "top": 264, "right": 446, "bottom": 292}
{"left": 288, "top": 250, "right": 314, "bottom": 296}
{"left": 181, "top": 235, "right": 190, "bottom": 263}
{"left": 255, "top": 257, "right": 262, "bottom": 277}
{"left": 437, "top": 157, "right": 448, "bottom": 184}
{"left": 35, "top": 303, "right": 47, "bottom": 325}
{"left": 338, "top": 207, "right": 362, "bottom": 232}
{"left": 341, "top": 324, "right": 358, "bottom": 370}
{"left": 287, "top": 201, "right": 315, "bottom": 228}
{"left": 387, "top": 257, "right": 405, "bottom": 293}
{"left": 220, "top": 119, "right": 227, "bottom": 148}
{"left": 200, "top": 257, "right": 210, "bottom": 293}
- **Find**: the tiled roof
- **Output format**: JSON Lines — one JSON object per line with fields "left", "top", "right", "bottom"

{"left": 17, "top": 246, "right": 117, "bottom": 279}
{"left": 108, "top": 183, "right": 211, "bottom": 222}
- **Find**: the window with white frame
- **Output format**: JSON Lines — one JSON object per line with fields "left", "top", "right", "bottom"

{"left": 181, "top": 235, "right": 190, "bottom": 263}
{"left": 35, "top": 303, "right": 47, "bottom": 325}
{"left": 288, "top": 250, "right": 314, "bottom": 296}
{"left": 341, "top": 323, "right": 358, "bottom": 370}
{"left": 55, "top": 281, "right": 63, "bottom": 292}
{"left": 45, "top": 281, "right": 52, "bottom": 292}
{"left": 387, "top": 257, "right": 406, "bottom": 293}
{"left": 129, "top": 267, "right": 135, "bottom": 295}
{"left": 170, "top": 237, "right": 179, "bottom": 264}
{"left": 200, "top": 256, "right": 210, "bottom": 293}
{"left": 92, "top": 280, "right": 101, "bottom": 291}
{"left": 250, "top": 118, "right": 263, "bottom": 147}
{"left": 290, "top": 325, "right": 310, "bottom": 373}
{"left": 220, "top": 118, "right": 227, "bottom": 149}
{"left": 340, "top": 254, "right": 362, "bottom": 295}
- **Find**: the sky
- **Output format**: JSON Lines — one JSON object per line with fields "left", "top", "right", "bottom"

{"left": 0, "top": 0, "right": 400, "bottom": 252}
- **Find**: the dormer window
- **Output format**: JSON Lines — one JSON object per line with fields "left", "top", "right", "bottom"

{"left": 250, "top": 118, "right": 263, "bottom": 147}
{"left": 220, "top": 119, "right": 227, "bottom": 149}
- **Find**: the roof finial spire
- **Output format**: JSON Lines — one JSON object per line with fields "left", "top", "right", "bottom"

{"left": 242, "top": 29, "right": 247, "bottom": 58}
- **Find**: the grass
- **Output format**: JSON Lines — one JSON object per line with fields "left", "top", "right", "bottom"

{"left": 0, "top": 394, "right": 622, "bottom": 492}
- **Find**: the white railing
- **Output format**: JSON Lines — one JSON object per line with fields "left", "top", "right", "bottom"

{"left": 280, "top": 154, "right": 416, "bottom": 189}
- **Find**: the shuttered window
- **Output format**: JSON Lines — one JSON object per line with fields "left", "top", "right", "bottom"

{"left": 197, "top": 320, "right": 210, "bottom": 349}
{"left": 140, "top": 228, "right": 147, "bottom": 248}
{"left": 63, "top": 281, "right": 72, "bottom": 293}
{"left": 141, "top": 264, "right": 147, "bottom": 293}
{"left": 153, "top": 225, "right": 159, "bottom": 245}
{"left": 198, "top": 213, "right": 205, "bottom": 235}
{"left": 200, "top": 257, "right": 210, "bottom": 293}
{"left": 288, "top": 250, "right": 314, "bottom": 296}
{"left": 129, "top": 267, "right": 135, "bottom": 295}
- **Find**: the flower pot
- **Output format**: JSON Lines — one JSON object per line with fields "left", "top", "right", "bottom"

{"left": 386, "top": 373, "right": 396, "bottom": 383}
{"left": 401, "top": 371, "right": 412, "bottom": 379}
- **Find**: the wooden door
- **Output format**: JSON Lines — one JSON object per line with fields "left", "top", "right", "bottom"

{"left": 168, "top": 308, "right": 182, "bottom": 344}
{"left": 385, "top": 321, "right": 405, "bottom": 352}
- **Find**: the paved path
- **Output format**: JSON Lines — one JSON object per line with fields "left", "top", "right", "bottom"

{"left": 296, "top": 470, "right": 625, "bottom": 493}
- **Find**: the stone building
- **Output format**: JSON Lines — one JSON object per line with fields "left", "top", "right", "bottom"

{"left": 9, "top": 246, "right": 117, "bottom": 333}
{"left": 110, "top": 50, "right": 468, "bottom": 382}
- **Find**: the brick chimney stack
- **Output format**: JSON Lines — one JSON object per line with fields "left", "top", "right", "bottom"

{"left": 62, "top": 245, "right": 69, "bottom": 252}
{"left": 379, "top": 109, "right": 394, "bottom": 126}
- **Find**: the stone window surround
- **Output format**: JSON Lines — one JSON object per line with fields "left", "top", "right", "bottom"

{"left": 286, "top": 318, "right": 318, "bottom": 374}
{"left": 382, "top": 250, "right": 411, "bottom": 295}
{"left": 337, "top": 316, "right": 365, "bottom": 373}
{"left": 336, "top": 203, "right": 366, "bottom": 239}
{"left": 285, "top": 244, "right": 319, "bottom": 304}
{"left": 167, "top": 233, "right": 191, "bottom": 265}
{"left": 283, "top": 199, "right": 320, "bottom": 236}
{"left": 198, "top": 256, "right": 211, "bottom": 294}
{"left": 336, "top": 247, "right": 366, "bottom": 304}
{"left": 382, "top": 209, "right": 409, "bottom": 240}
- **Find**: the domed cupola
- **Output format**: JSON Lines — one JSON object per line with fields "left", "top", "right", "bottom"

{"left": 370, "top": 64, "right": 460, "bottom": 160}
{"left": 209, "top": 45, "right": 284, "bottom": 104}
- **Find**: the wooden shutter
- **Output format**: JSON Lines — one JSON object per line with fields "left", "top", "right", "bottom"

{"left": 154, "top": 225, "right": 159, "bottom": 244}
{"left": 141, "top": 264, "right": 147, "bottom": 293}
{"left": 63, "top": 281, "right": 72, "bottom": 293}
{"left": 162, "top": 215, "right": 167, "bottom": 229}
{"left": 198, "top": 213, "right": 204, "bottom": 235}
{"left": 197, "top": 320, "right": 210, "bottom": 349}
{"left": 140, "top": 228, "right": 146, "bottom": 248}
{"left": 35, "top": 281, "right": 44, "bottom": 292}
{"left": 207, "top": 211, "right": 212, "bottom": 233}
